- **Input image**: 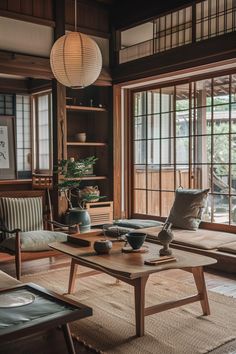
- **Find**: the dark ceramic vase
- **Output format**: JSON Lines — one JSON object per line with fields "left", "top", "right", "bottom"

{"left": 65, "top": 208, "right": 91, "bottom": 233}
{"left": 94, "top": 240, "right": 112, "bottom": 254}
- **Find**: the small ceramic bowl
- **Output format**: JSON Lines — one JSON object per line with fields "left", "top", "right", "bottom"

{"left": 94, "top": 239, "right": 112, "bottom": 254}
{"left": 126, "top": 232, "right": 146, "bottom": 250}
{"left": 75, "top": 132, "right": 86, "bottom": 142}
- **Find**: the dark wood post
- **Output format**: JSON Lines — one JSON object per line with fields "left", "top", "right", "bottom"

{"left": 51, "top": 0, "right": 67, "bottom": 219}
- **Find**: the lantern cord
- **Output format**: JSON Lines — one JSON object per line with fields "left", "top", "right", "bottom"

{"left": 74, "top": 0, "right": 77, "bottom": 32}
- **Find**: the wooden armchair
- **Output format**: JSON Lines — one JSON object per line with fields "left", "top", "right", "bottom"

{"left": 0, "top": 190, "right": 68, "bottom": 280}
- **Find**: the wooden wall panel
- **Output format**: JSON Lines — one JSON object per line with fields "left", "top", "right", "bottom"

{"left": 0, "top": 1, "right": 8, "bottom": 10}
{"left": 20, "top": 0, "right": 33, "bottom": 15}
{"left": 44, "top": 0, "right": 53, "bottom": 20}
{"left": 7, "top": 0, "right": 21, "bottom": 12}
{"left": 32, "top": 0, "right": 44, "bottom": 18}
{"left": 0, "top": 0, "right": 54, "bottom": 21}
{"left": 65, "top": 0, "right": 110, "bottom": 37}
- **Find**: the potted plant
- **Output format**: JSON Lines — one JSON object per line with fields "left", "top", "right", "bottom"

{"left": 56, "top": 156, "right": 102, "bottom": 232}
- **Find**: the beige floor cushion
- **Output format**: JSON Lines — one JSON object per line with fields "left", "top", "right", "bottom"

{"left": 140, "top": 226, "right": 236, "bottom": 250}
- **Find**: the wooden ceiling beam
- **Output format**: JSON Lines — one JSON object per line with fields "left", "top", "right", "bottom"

{"left": 0, "top": 78, "right": 28, "bottom": 94}
{"left": 0, "top": 50, "right": 53, "bottom": 80}
{"left": 0, "top": 9, "right": 55, "bottom": 27}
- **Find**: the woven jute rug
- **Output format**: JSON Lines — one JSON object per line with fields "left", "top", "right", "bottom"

{"left": 22, "top": 267, "right": 236, "bottom": 354}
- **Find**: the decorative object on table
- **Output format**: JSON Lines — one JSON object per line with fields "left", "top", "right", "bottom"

{"left": 125, "top": 232, "right": 147, "bottom": 250}
{"left": 102, "top": 223, "right": 131, "bottom": 238}
{"left": 90, "top": 99, "right": 94, "bottom": 107}
{"left": 75, "top": 132, "right": 86, "bottom": 142}
{"left": 79, "top": 185, "right": 100, "bottom": 203}
{"left": 157, "top": 222, "right": 174, "bottom": 256}
{"left": 55, "top": 156, "right": 98, "bottom": 232}
{"left": 94, "top": 239, "right": 112, "bottom": 254}
{"left": 144, "top": 255, "right": 177, "bottom": 266}
{"left": 50, "top": 0, "right": 102, "bottom": 88}
{"left": 68, "top": 224, "right": 80, "bottom": 234}
{"left": 0, "top": 290, "right": 35, "bottom": 308}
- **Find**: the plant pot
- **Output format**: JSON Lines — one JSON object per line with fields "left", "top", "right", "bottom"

{"left": 75, "top": 132, "right": 86, "bottom": 142}
{"left": 65, "top": 208, "right": 91, "bottom": 233}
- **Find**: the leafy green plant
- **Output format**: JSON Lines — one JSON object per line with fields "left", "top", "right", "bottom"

{"left": 55, "top": 156, "right": 104, "bottom": 209}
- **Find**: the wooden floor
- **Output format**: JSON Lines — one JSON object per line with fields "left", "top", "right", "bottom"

{"left": 1, "top": 254, "right": 236, "bottom": 298}
{"left": 1, "top": 255, "right": 236, "bottom": 354}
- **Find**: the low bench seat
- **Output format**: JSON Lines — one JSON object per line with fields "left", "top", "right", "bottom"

{"left": 137, "top": 226, "right": 236, "bottom": 273}
{"left": 139, "top": 226, "right": 236, "bottom": 250}
{"left": 218, "top": 241, "right": 236, "bottom": 255}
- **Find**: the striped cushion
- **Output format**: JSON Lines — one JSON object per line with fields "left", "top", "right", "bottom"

{"left": 0, "top": 197, "right": 43, "bottom": 238}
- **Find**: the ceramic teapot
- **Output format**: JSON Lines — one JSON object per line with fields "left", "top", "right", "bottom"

{"left": 79, "top": 185, "right": 100, "bottom": 202}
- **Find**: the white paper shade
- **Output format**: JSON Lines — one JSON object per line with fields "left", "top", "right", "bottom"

{"left": 50, "top": 32, "right": 102, "bottom": 88}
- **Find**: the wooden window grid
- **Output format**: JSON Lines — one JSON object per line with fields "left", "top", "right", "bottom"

{"left": 131, "top": 73, "right": 236, "bottom": 226}
{"left": 119, "top": 0, "right": 236, "bottom": 64}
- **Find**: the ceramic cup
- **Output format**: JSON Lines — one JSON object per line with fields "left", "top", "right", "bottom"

{"left": 126, "top": 232, "right": 147, "bottom": 250}
{"left": 75, "top": 132, "right": 86, "bottom": 142}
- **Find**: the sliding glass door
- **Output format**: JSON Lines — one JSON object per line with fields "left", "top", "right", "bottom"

{"left": 131, "top": 73, "right": 236, "bottom": 225}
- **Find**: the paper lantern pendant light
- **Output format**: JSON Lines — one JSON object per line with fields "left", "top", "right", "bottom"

{"left": 50, "top": 0, "right": 102, "bottom": 88}
{"left": 50, "top": 32, "right": 102, "bottom": 88}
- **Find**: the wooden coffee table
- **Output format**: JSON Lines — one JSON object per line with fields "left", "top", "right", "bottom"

{"left": 50, "top": 231, "right": 217, "bottom": 337}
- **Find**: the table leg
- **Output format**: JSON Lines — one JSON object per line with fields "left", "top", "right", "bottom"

{"left": 61, "top": 324, "right": 76, "bottom": 354}
{"left": 134, "top": 276, "right": 148, "bottom": 337}
{"left": 192, "top": 266, "right": 210, "bottom": 315}
{"left": 68, "top": 258, "right": 78, "bottom": 294}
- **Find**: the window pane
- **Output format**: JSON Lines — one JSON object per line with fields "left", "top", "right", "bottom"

{"left": 36, "top": 93, "right": 52, "bottom": 171}
{"left": 134, "top": 116, "right": 146, "bottom": 140}
{"left": 161, "top": 112, "right": 173, "bottom": 138}
{"left": 16, "top": 95, "right": 31, "bottom": 173}
{"left": 147, "top": 165, "right": 160, "bottom": 190}
{"left": 147, "top": 90, "right": 160, "bottom": 114}
{"left": 176, "top": 138, "right": 189, "bottom": 164}
{"left": 134, "top": 165, "right": 146, "bottom": 189}
{"left": 213, "top": 76, "right": 229, "bottom": 105}
{"left": 147, "top": 115, "right": 160, "bottom": 139}
{"left": 195, "top": 79, "right": 212, "bottom": 107}
{"left": 134, "top": 92, "right": 146, "bottom": 116}
{"left": 213, "top": 134, "right": 229, "bottom": 163}
{"left": 134, "top": 190, "right": 146, "bottom": 214}
{"left": 148, "top": 140, "right": 160, "bottom": 164}
{"left": 161, "top": 191, "right": 175, "bottom": 217}
{"left": 147, "top": 191, "right": 160, "bottom": 215}
{"left": 213, "top": 105, "right": 229, "bottom": 134}
{"left": 161, "top": 167, "right": 175, "bottom": 190}
{"left": 134, "top": 140, "right": 146, "bottom": 164}
{"left": 161, "top": 87, "right": 174, "bottom": 112}
{"left": 176, "top": 110, "right": 189, "bottom": 137}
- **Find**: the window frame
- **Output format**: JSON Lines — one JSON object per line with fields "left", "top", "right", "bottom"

{"left": 33, "top": 91, "right": 53, "bottom": 174}
{"left": 127, "top": 69, "right": 236, "bottom": 232}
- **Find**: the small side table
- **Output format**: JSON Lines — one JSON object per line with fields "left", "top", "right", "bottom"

{"left": 0, "top": 283, "right": 92, "bottom": 354}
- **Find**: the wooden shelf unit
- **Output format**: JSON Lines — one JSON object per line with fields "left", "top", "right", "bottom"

{"left": 66, "top": 142, "right": 107, "bottom": 147}
{"left": 66, "top": 105, "right": 107, "bottom": 112}
{"left": 66, "top": 85, "right": 113, "bottom": 204}
{"left": 65, "top": 176, "right": 107, "bottom": 181}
